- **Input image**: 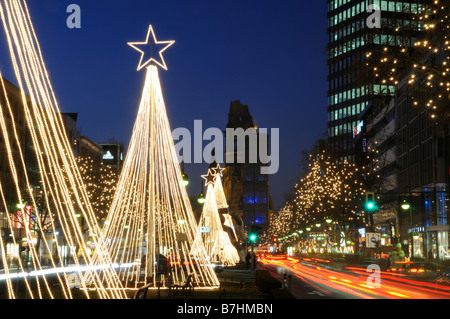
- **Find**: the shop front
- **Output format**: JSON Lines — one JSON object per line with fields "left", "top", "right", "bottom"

{"left": 425, "top": 225, "right": 450, "bottom": 261}
{"left": 408, "top": 226, "right": 426, "bottom": 259}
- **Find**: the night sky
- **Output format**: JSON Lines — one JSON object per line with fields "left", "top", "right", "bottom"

{"left": 0, "top": 0, "right": 328, "bottom": 211}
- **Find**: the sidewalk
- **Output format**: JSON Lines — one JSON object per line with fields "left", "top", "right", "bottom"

{"left": 133, "top": 262, "right": 297, "bottom": 299}
{"left": 217, "top": 267, "right": 256, "bottom": 284}
{"left": 134, "top": 263, "right": 260, "bottom": 299}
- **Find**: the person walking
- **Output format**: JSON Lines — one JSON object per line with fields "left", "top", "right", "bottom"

{"left": 245, "top": 251, "right": 251, "bottom": 270}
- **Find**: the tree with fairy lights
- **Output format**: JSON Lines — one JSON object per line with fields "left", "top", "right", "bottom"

{"left": 294, "top": 150, "right": 367, "bottom": 248}
{"left": 261, "top": 203, "right": 294, "bottom": 244}
{"left": 365, "top": 0, "right": 450, "bottom": 123}
{"left": 265, "top": 144, "right": 368, "bottom": 254}
{"left": 76, "top": 155, "right": 118, "bottom": 223}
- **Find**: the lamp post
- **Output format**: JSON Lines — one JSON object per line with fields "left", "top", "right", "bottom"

{"left": 181, "top": 173, "right": 189, "bottom": 187}
{"left": 181, "top": 157, "right": 189, "bottom": 187}
{"left": 401, "top": 199, "right": 413, "bottom": 260}
{"left": 197, "top": 181, "right": 205, "bottom": 204}
{"left": 325, "top": 218, "right": 334, "bottom": 254}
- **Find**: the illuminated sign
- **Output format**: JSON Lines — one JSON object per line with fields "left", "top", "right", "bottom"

{"left": 408, "top": 227, "right": 425, "bottom": 233}
{"left": 199, "top": 226, "right": 210, "bottom": 233}
{"left": 362, "top": 138, "right": 367, "bottom": 153}
{"left": 103, "top": 151, "right": 114, "bottom": 160}
{"left": 366, "top": 232, "right": 381, "bottom": 248}
{"left": 101, "top": 144, "right": 123, "bottom": 162}
{"left": 22, "top": 236, "right": 38, "bottom": 247}
{"left": 358, "top": 228, "right": 366, "bottom": 238}
{"left": 353, "top": 121, "right": 364, "bottom": 138}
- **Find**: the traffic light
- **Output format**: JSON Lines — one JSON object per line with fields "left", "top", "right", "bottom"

{"left": 365, "top": 192, "right": 376, "bottom": 211}
{"left": 249, "top": 233, "right": 257, "bottom": 243}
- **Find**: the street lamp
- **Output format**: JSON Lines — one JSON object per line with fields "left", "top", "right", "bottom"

{"left": 197, "top": 181, "right": 205, "bottom": 204}
{"left": 401, "top": 200, "right": 410, "bottom": 210}
{"left": 401, "top": 199, "right": 413, "bottom": 260}
{"left": 181, "top": 158, "right": 189, "bottom": 187}
{"left": 181, "top": 173, "right": 189, "bottom": 187}
{"left": 197, "top": 193, "right": 205, "bottom": 204}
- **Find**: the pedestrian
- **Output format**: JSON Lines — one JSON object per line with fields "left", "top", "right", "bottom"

{"left": 252, "top": 252, "right": 256, "bottom": 270}
{"left": 245, "top": 251, "right": 251, "bottom": 269}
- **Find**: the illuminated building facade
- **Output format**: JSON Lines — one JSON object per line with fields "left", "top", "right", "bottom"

{"left": 61, "top": 113, "right": 80, "bottom": 157}
{"left": 327, "top": 0, "right": 426, "bottom": 161}
{"left": 327, "top": 1, "right": 448, "bottom": 259}
{"left": 0, "top": 77, "right": 40, "bottom": 236}
{"left": 99, "top": 142, "right": 124, "bottom": 175}
{"left": 395, "top": 68, "right": 449, "bottom": 261}
{"left": 79, "top": 136, "right": 104, "bottom": 171}
{"left": 349, "top": 0, "right": 449, "bottom": 261}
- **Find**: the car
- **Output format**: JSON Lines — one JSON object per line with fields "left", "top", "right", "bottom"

{"left": 256, "top": 253, "right": 266, "bottom": 261}
{"left": 387, "top": 261, "right": 440, "bottom": 279}
{"left": 434, "top": 267, "right": 450, "bottom": 289}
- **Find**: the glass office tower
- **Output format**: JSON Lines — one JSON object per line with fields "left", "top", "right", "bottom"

{"left": 326, "top": 0, "right": 426, "bottom": 161}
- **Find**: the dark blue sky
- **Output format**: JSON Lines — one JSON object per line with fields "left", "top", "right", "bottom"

{"left": 1, "top": 0, "right": 328, "bottom": 210}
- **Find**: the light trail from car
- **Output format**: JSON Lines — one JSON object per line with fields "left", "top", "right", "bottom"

{"left": 260, "top": 255, "right": 450, "bottom": 299}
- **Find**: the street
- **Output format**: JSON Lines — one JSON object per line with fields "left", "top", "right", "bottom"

{"left": 258, "top": 255, "right": 450, "bottom": 299}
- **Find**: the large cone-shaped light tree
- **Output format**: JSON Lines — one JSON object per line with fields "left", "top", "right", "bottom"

{"left": 96, "top": 25, "right": 219, "bottom": 289}
{"left": 0, "top": 0, "right": 126, "bottom": 299}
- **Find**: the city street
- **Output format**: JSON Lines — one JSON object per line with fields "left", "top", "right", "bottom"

{"left": 259, "top": 255, "right": 450, "bottom": 299}
{"left": 0, "top": 0, "right": 450, "bottom": 302}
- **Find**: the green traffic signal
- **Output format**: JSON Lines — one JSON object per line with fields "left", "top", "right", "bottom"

{"left": 365, "top": 192, "right": 376, "bottom": 211}
{"left": 249, "top": 233, "right": 257, "bottom": 242}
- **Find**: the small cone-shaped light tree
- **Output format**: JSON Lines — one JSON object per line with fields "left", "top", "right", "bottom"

{"left": 191, "top": 168, "right": 240, "bottom": 266}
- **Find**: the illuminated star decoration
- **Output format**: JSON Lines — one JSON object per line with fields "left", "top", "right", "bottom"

{"left": 201, "top": 169, "right": 216, "bottom": 187}
{"left": 211, "top": 164, "right": 225, "bottom": 179}
{"left": 128, "top": 25, "right": 175, "bottom": 71}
